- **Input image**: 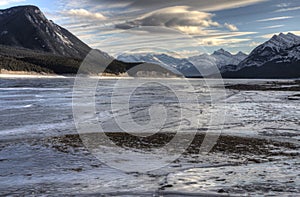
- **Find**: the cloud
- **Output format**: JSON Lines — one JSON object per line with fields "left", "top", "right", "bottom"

{"left": 201, "top": 38, "right": 250, "bottom": 46}
{"left": 261, "top": 25, "right": 284, "bottom": 29}
{"left": 95, "top": 27, "right": 256, "bottom": 56}
{"left": 256, "top": 16, "right": 293, "bottom": 22}
{"left": 114, "top": 6, "right": 242, "bottom": 36}
{"left": 260, "top": 31, "right": 300, "bottom": 39}
{"left": 176, "top": 49, "right": 203, "bottom": 57}
{"left": 115, "top": 6, "right": 221, "bottom": 35}
{"left": 65, "top": 9, "right": 107, "bottom": 20}
{"left": 224, "top": 23, "right": 238, "bottom": 31}
{"left": 276, "top": 3, "right": 291, "bottom": 8}
{"left": 91, "top": 0, "right": 267, "bottom": 12}
{"left": 56, "top": 0, "right": 267, "bottom": 55}
{"left": 0, "top": 0, "right": 25, "bottom": 6}
{"left": 259, "top": 33, "right": 276, "bottom": 39}
{"left": 195, "top": 31, "right": 257, "bottom": 39}
{"left": 275, "top": 6, "right": 300, "bottom": 12}
{"left": 249, "top": 41, "right": 261, "bottom": 47}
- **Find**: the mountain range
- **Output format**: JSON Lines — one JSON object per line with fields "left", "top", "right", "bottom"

{"left": 118, "top": 49, "right": 248, "bottom": 77}
{"left": 0, "top": 5, "right": 299, "bottom": 78}
{"left": 118, "top": 33, "right": 300, "bottom": 78}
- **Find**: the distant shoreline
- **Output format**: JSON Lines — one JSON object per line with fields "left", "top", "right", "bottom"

{"left": 0, "top": 74, "right": 181, "bottom": 80}
{"left": 0, "top": 69, "right": 181, "bottom": 79}
{"left": 0, "top": 69, "right": 127, "bottom": 79}
{"left": 0, "top": 70, "right": 62, "bottom": 78}
{"left": 1, "top": 70, "right": 299, "bottom": 80}
{"left": 0, "top": 69, "right": 67, "bottom": 78}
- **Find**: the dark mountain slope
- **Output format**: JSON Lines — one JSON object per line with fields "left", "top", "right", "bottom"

{"left": 0, "top": 5, "right": 91, "bottom": 59}
{"left": 0, "top": 44, "right": 143, "bottom": 75}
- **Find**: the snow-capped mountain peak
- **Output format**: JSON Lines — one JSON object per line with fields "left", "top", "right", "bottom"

{"left": 256, "top": 32, "right": 300, "bottom": 54}
{"left": 118, "top": 53, "right": 194, "bottom": 69}
{"left": 239, "top": 32, "right": 300, "bottom": 68}
{"left": 236, "top": 51, "right": 247, "bottom": 57}
{"left": 186, "top": 49, "right": 247, "bottom": 73}
{"left": 212, "top": 48, "right": 232, "bottom": 56}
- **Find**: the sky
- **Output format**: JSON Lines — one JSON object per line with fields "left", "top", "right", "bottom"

{"left": 1, "top": 0, "right": 300, "bottom": 57}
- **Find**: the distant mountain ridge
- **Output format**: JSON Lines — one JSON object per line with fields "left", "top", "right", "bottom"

{"left": 117, "top": 53, "right": 197, "bottom": 76}
{"left": 212, "top": 49, "right": 248, "bottom": 70}
{"left": 118, "top": 49, "right": 247, "bottom": 76}
{"left": 189, "top": 49, "right": 247, "bottom": 73}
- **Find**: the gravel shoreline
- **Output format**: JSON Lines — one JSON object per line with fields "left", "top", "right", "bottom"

{"left": 226, "top": 80, "right": 300, "bottom": 91}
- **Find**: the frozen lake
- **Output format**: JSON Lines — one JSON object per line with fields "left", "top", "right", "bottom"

{"left": 0, "top": 77, "right": 299, "bottom": 195}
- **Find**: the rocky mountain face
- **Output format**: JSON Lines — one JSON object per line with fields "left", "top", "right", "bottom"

{"left": 239, "top": 33, "right": 300, "bottom": 68}
{"left": 0, "top": 5, "right": 91, "bottom": 59}
{"left": 222, "top": 33, "right": 300, "bottom": 78}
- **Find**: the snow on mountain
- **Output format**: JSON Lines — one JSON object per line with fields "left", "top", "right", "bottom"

{"left": 0, "top": 5, "right": 91, "bottom": 58}
{"left": 118, "top": 33, "right": 300, "bottom": 78}
{"left": 118, "top": 53, "right": 192, "bottom": 69}
{"left": 117, "top": 53, "right": 198, "bottom": 76}
{"left": 239, "top": 32, "right": 300, "bottom": 68}
{"left": 213, "top": 49, "right": 247, "bottom": 67}
{"left": 189, "top": 49, "right": 247, "bottom": 73}
{"left": 118, "top": 49, "right": 247, "bottom": 76}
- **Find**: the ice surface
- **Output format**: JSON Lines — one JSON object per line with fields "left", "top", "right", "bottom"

{"left": 0, "top": 77, "right": 299, "bottom": 195}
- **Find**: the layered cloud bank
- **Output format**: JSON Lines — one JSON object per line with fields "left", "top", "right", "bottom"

{"left": 40, "top": 0, "right": 300, "bottom": 55}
